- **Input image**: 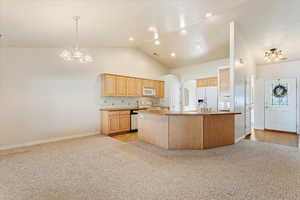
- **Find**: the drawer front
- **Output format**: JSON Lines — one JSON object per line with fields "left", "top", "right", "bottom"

{"left": 119, "top": 111, "right": 130, "bottom": 115}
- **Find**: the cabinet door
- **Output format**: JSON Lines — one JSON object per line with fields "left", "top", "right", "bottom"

{"left": 136, "top": 79, "right": 142, "bottom": 97}
{"left": 159, "top": 81, "right": 165, "bottom": 98}
{"left": 154, "top": 81, "right": 160, "bottom": 98}
{"left": 119, "top": 115, "right": 130, "bottom": 131}
{"left": 154, "top": 81, "right": 165, "bottom": 98}
{"left": 116, "top": 76, "right": 127, "bottom": 96}
{"left": 219, "top": 68, "right": 230, "bottom": 92}
{"left": 142, "top": 79, "right": 155, "bottom": 88}
{"left": 102, "top": 74, "right": 116, "bottom": 96}
{"left": 127, "top": 78, "right": 142, "bottom": 97}
{"left": 108, "top": 116, "right": 120, "bottom": 132}
{"left": 197, "top": 79, "right": 208, "bottom": 88}
{"left": 207, "top": 78, "right": 218, "bottom": 87}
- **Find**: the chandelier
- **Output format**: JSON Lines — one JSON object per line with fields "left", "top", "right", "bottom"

{"left": 60, "top": 16, "right": 93, "bottom": 63}
{"left": 264, "top": 48, "right": 286, "bottom": 63}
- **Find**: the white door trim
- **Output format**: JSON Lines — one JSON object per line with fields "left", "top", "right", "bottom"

{"left": 263, "top": 77, "right": 298, "bottom": 134}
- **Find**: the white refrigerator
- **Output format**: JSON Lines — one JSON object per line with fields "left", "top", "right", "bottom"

{"left": 196, "top": 87, "right": 218, "bottom": 110}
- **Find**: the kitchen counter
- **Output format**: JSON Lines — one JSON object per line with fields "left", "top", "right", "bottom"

{"left": 138, "top": 111, "right": 240, "bottom": 150}
{"left": 139, "top": 110, "right": 241, "bottom": 116}
{"left": 100, "top": 107, "right": 148, "bottom": 111}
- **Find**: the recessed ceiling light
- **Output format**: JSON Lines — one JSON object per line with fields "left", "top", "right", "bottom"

{"left": 170, "top": 52, "right": 176, "bottom": 57}
{"left": 154, "top": 40, "right": 161, "bottom": 45}
{"left": 129, "top": 37, "right": 134, "bottom": 41}
{"left": 148, "top": 26, "right": 156, "bottom": 32}
{"left": 205, "top": 12, "right": 213, "bottom": 18}
{"left": 180, "top": 29, "right": 187, "bottom": 35}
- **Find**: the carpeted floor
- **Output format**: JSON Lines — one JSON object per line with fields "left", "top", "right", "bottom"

{"left": 1, "top": 136, "right": 300, "bottom": 200}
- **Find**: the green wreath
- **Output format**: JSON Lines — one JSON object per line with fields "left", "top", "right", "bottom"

{"left": 273, "top": 84, "right": 288, "bottom": 98}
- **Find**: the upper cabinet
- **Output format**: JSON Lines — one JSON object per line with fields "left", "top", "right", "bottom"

{"left": 116, "top": 76, "right": 127, "bottom": 96}
{"left": 142, "top": 79, "right": 155, "bottom": 88}
{"left": 127, "top": 77, "right": 142, "bottom": 97}
{"left": 197, "top": 77, "right": 218, "bottom": 88}
{"left": 219, "top": 68, "right": 230, "bottom": 92}
{"left": 102, "top": 74, "right": 116, "bottom": 96}
{"left": 101, "top": 73, "right": 164, "bottom": 98}
{"left": 155, "top": 81, "right": 165, "bottom": 98}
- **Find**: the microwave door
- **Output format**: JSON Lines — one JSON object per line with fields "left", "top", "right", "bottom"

{"left": 143, "top": 87, "right": 155, "bottom": 96}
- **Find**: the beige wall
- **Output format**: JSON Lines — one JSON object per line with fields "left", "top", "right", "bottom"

{"left": 170, "top": 59, "right": 229, "bottom": 81}
{"left": 0, "top": 48, "right": 168, "bottom": 148}
{"left": 230, "top": 22, "right": 256, "bottom": 141}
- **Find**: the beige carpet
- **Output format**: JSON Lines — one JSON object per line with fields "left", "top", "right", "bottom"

{"left": 1, "top": 136, "right": 300, "bottom": 200}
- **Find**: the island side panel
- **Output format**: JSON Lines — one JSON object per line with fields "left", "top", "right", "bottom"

{"left": 168, "top": 116, "right": 204, "bottom": 150}
{"left": 203, "top": 115, "right": 235, "bottom": 149}
{"left": 138, "top": 113, "right": 169, "bottom": 149}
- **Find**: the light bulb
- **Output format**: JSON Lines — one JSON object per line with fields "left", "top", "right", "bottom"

{"left": 205, "top": 12, "right": 213, "bottom": 18}
{"left": 154, "top": 40, "right": 160, "bottom": 45}
{"left": 170, "top": 52, "right": 176, "bottom": 57}
{"left": 84, "top": 55, "right": 93, "bottom": 63}
{"left": 64, "top": 56, "right": 72, "bottom": 61}
{"left": 73, "top": 50, "right": 83, "bottom": 58}
{"left": 148, "top": 27, "right": 156, "bottom": 32}
{"left": 180, "top": 29, "right": 187, "bottom": 35}
{"left": 60, "top": 50, "right": 70, "bottom": 58}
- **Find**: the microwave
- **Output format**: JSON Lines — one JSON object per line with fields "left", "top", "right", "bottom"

{"left": 143, "top": 87, "right": 156, "bottom": 97}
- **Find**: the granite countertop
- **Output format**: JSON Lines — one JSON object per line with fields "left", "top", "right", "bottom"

{"left": 100, "top": 106, "right": 148, "bottom": 111}
{"left": 139, "top": 110, "right": 241, "bottom": 116}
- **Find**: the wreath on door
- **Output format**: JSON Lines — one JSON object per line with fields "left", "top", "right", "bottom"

{"left": 273, "top": 84, "right": 288, "bottom": 98}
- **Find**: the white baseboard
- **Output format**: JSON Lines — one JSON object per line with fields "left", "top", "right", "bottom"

{"left": 235, "top": 134, "right": 247, "bottom": 143}
{"left": 0, "top": 132, "right": 99, "bottom": 151}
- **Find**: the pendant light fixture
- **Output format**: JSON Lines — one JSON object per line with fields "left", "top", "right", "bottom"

{"left": 60, "top": 16, "right": 93, "bottom": 63}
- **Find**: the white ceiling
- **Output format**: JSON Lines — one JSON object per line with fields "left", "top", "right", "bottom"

{"left": 1, "top": 0, "right": 300, "bottom": 67}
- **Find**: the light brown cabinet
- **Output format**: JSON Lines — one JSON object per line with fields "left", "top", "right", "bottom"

{"left": 142, "top": 79, "right": 155, "bottom": 88}
{"left": 101, "top": 73, "right": 164, "bottom": 98}
{"left": 119, "top": 115, "right": 131, "bottom": 132}
{"left": 127, "top": 77, "right": 142, "bottom": 97}
{"left": 219, "top": 68, "right": 230, "bottom": 92}
{"left": 197, "top": 79, "right": 208, "bottom": 88}
{"left": 116, "top": 76, "right": 127, "bottom": 96}
{"left": 101, "top": 111, "right": 131, "bottom": 135}
{"left": 197, "top": 77, "right": 218, "bottom": 88}
{"left": 207, "top": 78, "right": 218, "bottom": 87}
{"left": 108, "top": 116, "right": 120, "bottom": 132}
{"left": 102, "top": 74, "right": 116, "bottom": 96}
{"left": 155, "top": 81, "right": 165, "bottom": 98}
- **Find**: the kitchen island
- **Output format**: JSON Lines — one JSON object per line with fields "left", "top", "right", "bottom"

{"left": 138, "top": 110, "right": 240, "bottom": 150}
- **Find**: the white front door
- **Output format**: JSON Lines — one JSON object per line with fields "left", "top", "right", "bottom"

{"left": 264, "top": 78, "right": 297, "bottom": 132}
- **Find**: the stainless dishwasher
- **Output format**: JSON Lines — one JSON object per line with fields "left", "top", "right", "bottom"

{"left": 130, "top": 110, "right": 139, "bottom": 132}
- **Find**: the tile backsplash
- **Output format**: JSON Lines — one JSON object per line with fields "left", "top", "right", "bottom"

{"left": 99, "top": 97, "right": 160, "bottom": 108}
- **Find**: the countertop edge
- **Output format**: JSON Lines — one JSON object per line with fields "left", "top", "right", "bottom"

{"left": 139, "top": 110, "right": 241, "bottom": 116}
{"left": 100, "top": 107, "right": 148, "bottom": 111}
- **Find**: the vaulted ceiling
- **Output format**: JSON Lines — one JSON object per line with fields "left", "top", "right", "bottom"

{"left": 1, "top": 0, "right": 300, "bottom": 67}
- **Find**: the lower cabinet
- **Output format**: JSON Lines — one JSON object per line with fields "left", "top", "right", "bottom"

{"left": 108, "top": 116, "right": 120, "bottom": 132}
{"left": 101, "top": 111, "right": 131, "bottom": 135}
{"left": 119, "top": 115, "right": 131, "bottom": 132}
